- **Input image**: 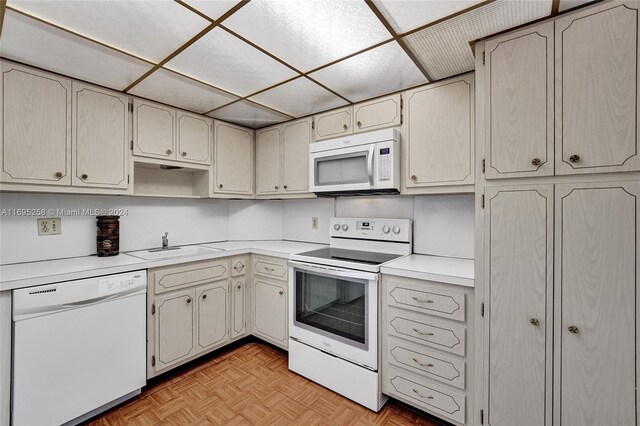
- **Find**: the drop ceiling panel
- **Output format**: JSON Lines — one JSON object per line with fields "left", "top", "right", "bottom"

{"left": 0, "top": 10, "right": 153, "bottom": 91}
{"left": 129, "top": 69, "right": 238, "bottom": 114}
{"left": 373, "top": 0, "right": 483, "bottom": 34}
{"left": 222, "top": 0, "right": 392, "bottom": 72}
{"left": 165, "top": 28, "right": 297, "bottom": 97}
{"left": 5, "top": 0, "right": 210, "bottom": 63}
{"left": 309, "top": 42, "right": 428, "bottom": 103}
{"left": 249, "top": 77, "right": 348, "bottom": 117}
{"left": 182, "top": 0, "right": 241, "bottom": 21}
{"left": 208, "top": 101, "right": 291, "bottom": 128}
{"left": 403, "top": 0, "right": 552, "bottom": 80}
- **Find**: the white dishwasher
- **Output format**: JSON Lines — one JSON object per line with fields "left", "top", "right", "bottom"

{"left": 12, "top": 270, "right": 147, "bottom": 426}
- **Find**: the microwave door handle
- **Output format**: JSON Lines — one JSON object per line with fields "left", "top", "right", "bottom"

{"left": 367, "top": 145, "right": 375, "bottom": 187}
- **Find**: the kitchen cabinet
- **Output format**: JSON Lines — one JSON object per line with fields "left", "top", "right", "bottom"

{"left": 213, "top": 121, "right": 254, "bottom": 197}
{"left": 555, "top": 1, "right": 640, "bottom": 175}
{"left": 256, "top": 118, "right": 313, "bottom": 197}
{"left": 72, "top": 82, "right": 128, "bottom": 189}
{"left": 353, "top": 94, "right": 402, "bottom": 133}
{"left": 555, "top": 182, "right": 638, "bottom": 425}
{"left": 313, "top": 106, "right": 353, "bottom": 141}
{"left": 484, "top": 22, "right": 554, "bottom": 179}
{"left": 153, "top": 290, "right": 196, "bottom": 373}
{"left": 0, "top": 61, "right": 71, "bottom": 186}
{"left": 483, "top": 185, "right": 553, "bottom": 426}
{"left": 231, "top": 278, "right": 247, "bottom": 339}
{"left": 177, "top": 111, "right": 212, "bottom": 165}
{"left": 252, "top": 277, "right": 288, "bottom": 349}
{"left": 195, "top": 282, "right": 229, "bottom": 353}
{"left": 403, "top": 74, "right": 474, "bottom": 192}
{"left": 133, "top": 99, "right": 176, "bottom": 161}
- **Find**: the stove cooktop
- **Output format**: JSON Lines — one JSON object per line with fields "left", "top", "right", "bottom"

{"left": 294, "top": 247, "right": 403, "bottom": 267}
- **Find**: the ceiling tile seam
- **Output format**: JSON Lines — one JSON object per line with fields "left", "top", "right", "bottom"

{"left": 4, "top": 6, "right": 156, "bottom": 67}
{"left": 0, "top": 1, "right": 6, "bottom": 39}
{"left": 303, "top": 38, "right": 394, "bottom": 76}
{"left": 157, "top": 65, "right": 244, "bottom": 101}
{"left": 363, "top": 0, "right": 433, "bottom": 82}
{"left": 244, "top": 98, "right": 296, "bottom": 118}
{"left": 123, "top": 0, "right": 251, "bottom": 93}
{"left": 551, "top": 0, "right": 561, "bottom": 15}
{"left": 173, "top": 0, "right": 217, "bottom": 23}
{"left": 303, "top": 75, "right": 352, "bottom": 104}
{"left": 203, "top": 97, "right": 296, "bottom": 120}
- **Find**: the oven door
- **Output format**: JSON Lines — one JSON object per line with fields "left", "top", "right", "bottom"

{"left": 309, "top": 143, "right": 375, "bottom": 193}
{"left": 288, "top": 261, "right": 379, "bottom": 370}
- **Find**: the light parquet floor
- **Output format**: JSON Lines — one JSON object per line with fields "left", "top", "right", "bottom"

{"left": 87, "top": 342, "right": 444, "bottom": 426}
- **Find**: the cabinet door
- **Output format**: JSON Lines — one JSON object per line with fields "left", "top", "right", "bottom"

{"left": 0, "top": 62, "right": 71, "bottom": 185}
{"left": 313, "top": 106, "right": 353, "bottom": 141}
{"left": 154, "top": 290, "right": 195, "bottom": 372}
{"left": 133, "top": 99, "right": 176, "bottom": 160}
{"left": 282, "top": 118, "right": 312, "bottom": 194}
{"left": 485, "top": 185, "right": 553, "bottom": 426}
{"left": 231, "top": 278, "right": 246, "bottom": 339}
{"left": 255, "top": 127, "right": 281, "bottom": 194}
{"left": 353, "top": 94, "right": 402, "bottom": 133}
{"left": 72, "top": 82, "right": 128, "bottom": 189}
{"left": 485, "top": 22, "right": 554, "bottom": 179}
{"left": 253, "top": 278, "right": 287, "bottom": 347}
{"left": 405, "top": 74, "right": 474, "bottom": 187}
{"left": 555, "top": 2, "right": 640, "bottom": 174}
{"left": 555, "top": 182, "right": 638, "bottom": 425}
{"left": 214, "top": 121, "right": 254, "bottom": 195}
{"left": 196, "top": 282, "right": 229, "bottom": 353}
{"left": 177, "top": 111, "right": 211, "bottom": 165}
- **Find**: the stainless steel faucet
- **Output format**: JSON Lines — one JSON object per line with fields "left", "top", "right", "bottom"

{"left": 162, "top": 232, "right": 169, "bottom": 249}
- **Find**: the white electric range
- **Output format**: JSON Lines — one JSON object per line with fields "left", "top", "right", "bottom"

{"left": 288, "top": 217, "right": 412, "bottom": 412}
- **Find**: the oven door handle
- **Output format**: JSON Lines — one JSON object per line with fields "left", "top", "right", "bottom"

{"left": 289, "top": 261, "right": 379, "bottom": 282}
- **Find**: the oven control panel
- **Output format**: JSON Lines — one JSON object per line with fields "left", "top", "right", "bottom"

{"left": 330, "top": 218, "right": 412, "bottom": 242}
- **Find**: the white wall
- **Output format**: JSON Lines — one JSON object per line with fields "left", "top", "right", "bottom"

{"left": 228, "top": 200, "right": 283, "bottom": 241}
{"left": 0, "top": 193, "right": 229, "bottom": 264}
{"left": 282, "top": 198, "right": 335, "bottom": 244}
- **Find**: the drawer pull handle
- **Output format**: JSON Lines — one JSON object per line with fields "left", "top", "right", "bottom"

{"left": 413, "top": 328, "right": 434, "bottom": 336}
{"left": 264, "top": 267, "right": 275, "bottom": 272}
{"left": 412, "top": 296, "right": 434, "bottom": 304}
{"left": 412, "top": 389, "right": 434, "bottom": 399}
{"left": 412, "top": 358, "right": 434, "bottom": 368}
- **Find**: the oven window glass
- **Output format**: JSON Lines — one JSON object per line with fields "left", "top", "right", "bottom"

{"left": 295, "top": 269, "right": 367, "bottom": 346}
{"left": 315, "top": 152, "right": 368, "bottom": 186}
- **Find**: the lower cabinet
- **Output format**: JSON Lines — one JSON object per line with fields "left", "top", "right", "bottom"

{"left": 252, "top": 277, "right": 288, "bottom": 349}
{"left": 196, "top": 283, "right": 229, "bottom": 353}
{"left": 154, "top": 289, "right": 196, "bottom": 373}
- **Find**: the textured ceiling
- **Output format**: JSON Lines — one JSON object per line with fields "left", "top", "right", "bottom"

{"left": 0, "top": 0, "right": 593, "bottom": 128}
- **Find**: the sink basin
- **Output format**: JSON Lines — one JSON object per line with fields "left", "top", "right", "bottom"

{"left": 127, "top": 245, "right": 222, "bottom": 260}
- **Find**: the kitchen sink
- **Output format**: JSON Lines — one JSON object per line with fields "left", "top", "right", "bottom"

{"left": 127, "top": 245, "right": 222, "bottom": 260}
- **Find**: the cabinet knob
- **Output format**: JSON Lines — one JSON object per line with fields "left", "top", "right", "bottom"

{"left": 81, "top": 173, "right": 88, "bottom": 180}
{"left": 357, "top": 121, "right": 362, "bottom": 127}
{"left": 569, "top": 154, "right": 580, "bottom": 163}
{"left": 343, "top": 124, "right": 348, "bottom": 130}
{"left": 54, "top": 171, "right": 63, "bottom": 178}
{"left": 181, "top": 151, "right": 187, "bottom": 157}
{"left": 237, "top": 284, "right": 242, "bottom": 289}
{"left": 530, "top": 318, "right": 540, "bottom": 326}
{"left": 202, "top": 294, "right": 207, "bottom": 300}
{"left": 218, "top": 184, "right": 223, "bottom": 189}
{"left": 187, "top": 298, "right": 192, "bottom": 304}
{"left": 410, "top": 175, "right": 417, "bottom": 182}
{"left": 283, "top": 185, "right": 288, "bottom": 190}
{"left": 568, "top": 325, "right": 579, "bottom": 334}
{"left": 275, "top": 185, "right": 279, "bottom": 190}
{"left": 166, "top": 149, "right": 172, "bottom": 155}
{"left": 278, "top": 290, "right": 284, "bottom": 295}
{"left": 531, "top": 158, "right": 541, "bottom": 166}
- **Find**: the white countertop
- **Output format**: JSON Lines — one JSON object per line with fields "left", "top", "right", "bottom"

{"left": 381, "top": 254, "right": 475, "bottom": 287}
{"left": 0, "top": 240, "right": 326, "bottom": 291}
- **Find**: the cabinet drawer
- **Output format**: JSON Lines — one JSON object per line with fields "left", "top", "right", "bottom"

{"left": 231, "top": 257, "right": 247, "bottom": 277}
{"left": 385, "top": 365, "right": 465, "bottom": 425}
{"left": 253, "top": 256, "right": 288, "bottom": 281}
{"left": 386, "top": 336, "right": 465, "bottom": 389}
{"left": 387, "top": 308, "right": 465, "bottom": 356}
{"left": 154, "top": 259, "right": 229, "bottom": 294}
{"left": 386, "top": 279, "right": 466, "bottom": 321}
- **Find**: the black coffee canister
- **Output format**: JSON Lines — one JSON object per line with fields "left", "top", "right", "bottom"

{"left": 97, "top": 215, "right": 120, "bottom": 257}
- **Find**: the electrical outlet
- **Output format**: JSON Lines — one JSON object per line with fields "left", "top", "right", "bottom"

{"left": 37, "top": 217, "right": 61, "bottom": 236}
{"left": 311, "top": 217, "right": 318, "bottom": 229}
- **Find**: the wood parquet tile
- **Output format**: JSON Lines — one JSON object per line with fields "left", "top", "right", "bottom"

{"left": 86, "top": 342, "right": 446, "bottom": 426}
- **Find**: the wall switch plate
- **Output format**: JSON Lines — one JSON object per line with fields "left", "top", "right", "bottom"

{"left": 311, "top": 217, "right": 318, "bottom": 229}
{"left": 37, "top": 218, "right": 61, "bottom": 236}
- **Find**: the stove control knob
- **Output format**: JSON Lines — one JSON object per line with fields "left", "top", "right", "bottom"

{"left": 333, "top": 224, "right": 341, "bottom": 231}
{"left": 382, "top": 225, "right": 390, "bottom": 234}
{"left": 342, "top": 224, "right": 349, "bottom": 231}
{"left": 392, "top": 226, "right": 401, "bottom": 234}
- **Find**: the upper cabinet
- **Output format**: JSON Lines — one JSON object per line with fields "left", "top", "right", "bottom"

{"left": 133, "top": 99, "right": 211, "bottom": 166}
{"left": 213, "top": 121, "right": 254, "bottom": 197}
{"left": 313, "top": 106, "right": 353, "bottom": 141}
{"left": 555, "top": 1, "right": 640, "bottom": 175}
{"left": 484, "top": 1, "right": 640, "bottom": 179}
{"left": 256, "top": 118, "right": 313, "bottom": 198}
{"left": 404, "top": 74, "right": 474, "bottom": 192}
{"left": 1, "top": 62, "right": 71, "bottom": 186}
{"left": 353, "top": 94, "right": 402, "bottom": 133}
{"left": 72, "top": 82, "right": 128, "bottom": 189}
{"left": 485, "top": 22, "right": 554, "bottom": 179}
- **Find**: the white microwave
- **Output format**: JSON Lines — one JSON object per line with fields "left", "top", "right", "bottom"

{"left": 309, "top": 128, "right": 400, "bottom": 196}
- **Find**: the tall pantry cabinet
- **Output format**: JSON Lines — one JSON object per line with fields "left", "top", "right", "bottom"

{"left": 477, "top": 2, "right": 640, "bottom": 425}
